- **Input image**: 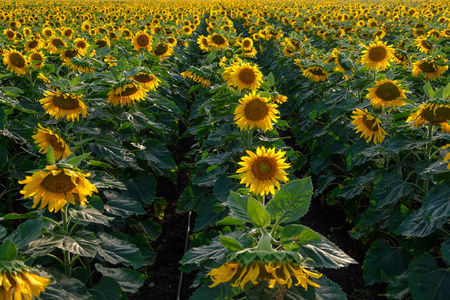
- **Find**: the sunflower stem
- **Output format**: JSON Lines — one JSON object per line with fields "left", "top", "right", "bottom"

{"left": 423, "top": 124, "right": 434, "bottom": 197}
{"left": 62, "top": 203, "right": 72, "bottom": 276}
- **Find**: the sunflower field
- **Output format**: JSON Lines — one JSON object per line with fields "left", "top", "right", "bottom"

{"left": 0, "top": 0, "right": 450, "bottom": 299}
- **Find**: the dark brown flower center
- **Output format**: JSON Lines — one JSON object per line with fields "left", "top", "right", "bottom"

{"left": 421, "top": 106, "right": 450, "bottom": 124}
{"left": 362, "top": 115, "right": 379, "bottom": 131}
{"left": 239, "top": 68, "right": 256, "bottom": 84}
{"left": 76, "top": 40, "right": 87, "bottom": 49}
{"left": 154, "top": 43, "right": 169, "bottom": 56}
{"left": 64, "top": 29, "right": 73, "bottom": 37}
{"left": 95, "top": 39, "right": 108, "bottom": 48}
{"left": 375, "top": 82, "right": 401, "bottom": 101}
{"left": 252, "top": 157, "right": 276, "bottom": 180}
{"left": 51, "top": 38, "right": 65, "bottom": 47}
{"left": 52, "top": 94, "right": 81, "bottom": 110}
{"left": 244, "top": 99, "right": 269, "bottom": 121}
{"left": 40, "top": 171, "right": 76, "bottom": 193}
{"left": 309, "top": 67, "right": 325, "bottom": 76}
{"left": 134, "top": 73, "right": 153, "bottom": 83}
{"left": 30, "top": 53, "right": 43, "bottom": 61}
{"left": 9, "top": 53, "right": 26, "bottom": 68}
{"left": 44, "top": 29, "right": 52, "bottom": 37}
{"left": 368, "top": 46, "right": 387, "bottom": 62}
{"left": 211, "top": 34, "right": 226, "bottom": 45}
{"left": 28, "top": 40, "right": 39, "bottom": 49}
{"left": 137, "top": 34, "right": 149, "bottom": 47}
{"left": 64, "top": 49, "right": 79, "bottom": 58}
{"left": 418, "top": 61, "right": 438, "bottom": 73}
{"left": 120, "top": 84, "right": 139, "bottom": 97}
{"left": 48, "top": 134, "right": 65, "bottom": 152}
{"left": 242, "top": 40, "right": 251, "bottom": 48}
{"left": 420, "top": 40, "right": 433, "bottom": 50}
{"left": 6, "top": 30, "right": 15, "bottom": 38}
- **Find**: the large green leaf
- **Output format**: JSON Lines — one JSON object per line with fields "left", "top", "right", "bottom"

{"left": 194, "top": 197, "right": 227, "bottom": 232}
{"left": 38, "top": 270, "right": 91, "bottom": 300}
{"left": 248, "top": 197, "right": 271, "bottom": 228}
{"left": 138, "top": 220, "right": 162, "bottom": 241}
{"left": 6, "top": 217, "right": 44, "bottom": 247}
{"left": 266, "top": 178, "right": 313, "bottom": 224}
{"left": 281, "top": 224, "right": 322, "bottom": 250}
{"left": 362, "top": 239, "right": 410, "bottom": 285}
{"left": 386, "top": 273, "right": 409, "bottom": 300}
{"left": 89, "top": 276, "right": 122, "bottom": 300}
{"left": 104, "top": 190, "right": 146, "bottom": 218}
{"left": 0, "top": 240, "right": 17, "bottom": 260}
{"left": 189, "top": 282, "right": 242, "bottom": 300}
{"left": 89, "top": 171, "right": 126, "bottom": 190}
{"left": 395, "top": 207, "right": 446, "bottom": 237}
{"left": 137, "top": 140, "right": 176, "bottom": 176}
{"left": 69, "top": 206, "right": 113, "bottom": 227}
{"left": 58, "top": 231, "right": 98, "bottom": 258}
{"left": 423, "top": 183, "right": 450, "bottom": 219}
{"left": 314, "top": 274, "right": 347, "bottom": 300}
{"left": 96, "top": 233, "right": 146, "bottom": 269}
{"left": 122, "top": 172, "right": 156, "bottom": 204}
{"left": 25, "top": 235, "right": 65, "bottom": 257}
{"left": 442, "top": 239, "right": 450, "bottom": 263}
{"left": 408, "top": 254, "right": 450, "bottom": 300}
{"left": 227, "top": 191, "right": 251, "bottom": 222}
{"left": 370, "top": 175, "right": 412, "bottom": 208}
{"left": 95, "top": 264, "right": 146, "bottom": 293}
{"left": 89, "top": 140, "right": 137, "bottom": 168}
{"left": 298, "top": 235, "right": 357, "bottom": 269}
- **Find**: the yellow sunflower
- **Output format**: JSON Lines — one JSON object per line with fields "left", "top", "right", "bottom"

{"left": 223, "top": 62, "right": 263, "bottom": 91}
{"left": 46, "top": 37, "right": 66, "bottom": 54}
{"left": 32, "top": 124, "right": 71, "bottom": 160}
{"left": 442, "top": 144, "right": 450, "bottom": 169}
{"left": 19, "top": 165, "right": 97, "bottom": 213}
{"left": 361, "top": 40, "right": 394, "bottom": 70}
{"left": 40, "top": 91, "right": 88, "bottom": 121}
{"left": 60, "top": 48, "right": 84, "bottom": 61}
{"left": 412, "top": 59, "right": 448, "bottom": 80}
{"left": 152, "top": 42, "right": 173, "bottom": 60}
{"left": 207, "top": 261, "right": 321, "bottom": 290}
{"left": 0, "top": 269, "right": 50, "bottom": 299}
{"left": 233, "top": 92, "right": 279, "bottom": 132}
{"left": 107, "top": 82, "right": 147, "bottom": 107}
{"left": 132, "top": 31, "right": 152, "bottom": 51}
{"left": 74, "top": 38, "right": 90, "bottom": 51}
{"left": 24, "top": 38, "right": 44, "bottom": 52}
{"left": 415, "top": 37, "right": 433, "bottom": 54}
{"left": 65, "top": 59, "right": 95, "bottom": 74}
{"left": 166, "top": 36, "right": 177, "bottom": 47}
{"left": 3, "top": 28, "right": 16, "bottom": 41}
{"left": 366, "top": 79, "right": 406, "bottom": 109}
{"left": 207, "top": 33, "right": 229, "bottom": 50}
{"left": 303, "top": 66, "right": 328, "bottom": 82}
{"left": 3, "top": 49, "right": 28, "bottom": 76}
{"left": 350, "top": 108, "right": 387, "bottom": 144}
{"left": 132, "top": 72, "right": 160, "bottom": 91}
{"left": 197, "top": 35, "right": 211, "bottom": 51}
{"left": 181, "top": 70, "right": 210, "bottom": 87}
{"left": 28, "top": 51, "right": 45, "bottom": 69}
{"left": 392, "top": 50, "right": 409, "bottom": 67}
{"left": 236, "top": 146, "right": 290, "bottom": 196}
{"left": 241, "top": 37, "right": 253, "bottom": 50}
{"left": 406, "top": 103, "right": 450, "bottom": 133}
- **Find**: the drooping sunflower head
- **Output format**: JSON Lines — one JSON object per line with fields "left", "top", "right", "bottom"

{"left": 181, "top": 70, "right": 211, "bottom": 87}
{"left": 236, "top": 146, "right": 290, "bottom": 196}
{"left": 207, "top": 260, "right": 321, "bottom": 290}
{"left": 29, "top": 51, "right": 46, "bottom": 69}
{"left": 132, "top": 72, "right": 160, "bottom": 91}
{"left": 32, "top": 124, "right": 71, "bottom": 160}
{"left": 392, "top": 50, "right": 409, "bottom": 67}
{"left": 415, "top": 37, "right": 433, "bottom": 54}
{"left": 361, "top": 40, "right": 394, "bottom": 70}
{"left": 152, "top": 42, "right": 173, "bottom": 59}
{"left": 412, "top": 59, "right": 448, "bottom": 80}
{"left": 65, "top": 58, "right": 96, "bottom": 74}
{"left": 19, "top": 165, "right": 97, "bottom": 213}
{"left": 39, "top": 90, "right": 88, "bottom": 121}
{"left": 3, "top": 49, "right": 28, "bottom": 76}
{"left": 60, "top": 48, "right": 84, "bottom": 61}
{"left": 132, "top": 31, "right": 152, "bottom": 51}
{"left": 234, "top": 92, "right": 280, "bottom": 132}
{"left": 303, "top": 66, "right": 329, "bottom": 82}
{"left": 207, "top": 33, "right": 229, "bottom": 50}
{"left": 0, "top": 268, "right": 50, "bottom": 299}
{"left": 406, "top": 102, "right": 450, "bottom": 133}
{"left": 46, "top": 37, "right": 66, "bottom": 54}
{"left": 366, "top": 79, "right": 406, "bottom": 110}
{"left": 107, "top": 81, "right": 147, "bottom": 107}
{"left": 223, "top": 62, "right": 263, "bottom": 91}
{"left": 350, "top": 108, "right": 387, "bottom": 144}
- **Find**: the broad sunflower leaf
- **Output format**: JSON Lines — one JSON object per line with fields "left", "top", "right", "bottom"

{"left": 423, "top": 183, "right": 450, "bottom": 219}
{"left": 97, "top": 233, "right": 146, "bottom": 269}
{"left": 408, "top": 254, "right": 450, "bottom": 300}
{"left": 137, "top": 140, "right": 176, "bottom": 176}
{"left": 442, "top": 239, "right": 450, "bottom": 263}
{"left": 95, "top": 264, "right": 145, "bottom": 293}
{"left": 89, "top": 276, "right": 122, "bottom": 300}
{"left": 0, "top": 240, "right": 17, "bottom": 261}
{"left": 395, "top": 207, "right": 446, "bottom": 237}
{"left": 386, "top": 273, "right": 410, "bottom": 300}
{"left": 370, "top": 175, "right": 412, "bottom": 208}
{"left": 266, "top": 178, "right": 313, "bottom": 224}
{"left": 248, "top": 197, "right": 271, "bottom": 228}
{"left": 122, "top": 172, "right": 157, "bottom": 204}
{"left": 37, "top": 270, "right": 91, "bottom": 300}
{"left": 226, "top": 191, "right": 251, "bottom": 223}
{"left": 69, "top": 206, "right": 113, "bottom": 227}
{"left": 58, "top": 231, "right": 99, "bottom": 258}
{"left": 104, "top": 190, "right": 146, "bottom": 218}
{"left": 220, "top": 236, "right": 245, "bottom": 252}
{"left": 281, "top": 224, "right": 322, "bottom": 248}
{"left": 89, "top": 140, "right": 137, "bottom": 168}
{"left": 362, "top": 239, "right": 410, "bottom": 285}
{"left": 6, "top": 217, "right": 44, "bottom": 248}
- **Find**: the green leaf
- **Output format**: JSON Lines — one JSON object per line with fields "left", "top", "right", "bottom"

{"left": 443, "top": 82, "right": 450, "bottom": 100}
{"left": 220, "top": 236, "right": 245, "bottom": 252}
{"left": 122, "top": 172, "right": 156, "bottom": 204}
{"left": 227, "top": 191, "right": 251, "bottom": 222}
{"left": 0, "top": 240, "right": 17, "bottom": 260}
{"left": 424, "top": 81, "right": 434, "bottom": 99}
{"left": 66, "top": 153, "right": 91, "bottom": 167}
{"left": 386, "top": 273, "right": 410, "bottom": 300}
{"left": 216, "top": 216, "right": 244, "bottom": 226}
{"left": 89, "top": 141, "right": 137, "bottom": 168}
{"left": 370, "top": 175, "right": 412, "bottom": 208}
{"left": 408, "top": 254, "right": 450, "bottom": 300}
{"left": 104, "top": 190, "right": 146, "bottom": 218}
{"left": 58, "top": 231, "right": 99, "bottom": 258}
{"left": 247, "top": 197, "right": 271, "bottom": 228}
{"left": 6, "top": 217, "right": 44, "bottom": 247}
{"left": 395, "top": 207, "right": 446, "bottom": 237}
{"left": 423, "top": 183, "right": 450, "bottom": 219}
{"left": 385, "top": 70, "right": 395, "bottom": 80}
{"left": 266, "top": 178, "right": 313, "bottom": 224}
{"left": 89, "top": 276, "right": 122, "bottom": 300}
{"left": 137, "top": 140, "right": 176, "bottom": 176}
{"left": 298, "top": 235, "right": 357, "bottom": 268}
{"left": 97, "top": 233, "right": 146, "bottom": 269}
{"left": 0, "top": 226, "right": 6, "bottom": 240}
{"left": 362, "top": 239, "right": 409, "bottom": 285}
{"left": 25, "top": 235, "right": 66, "bottom": 257}
{"left": 442, "top": 239, "right": 450, "bottom": 263}
{"left": 1, "top": 212, "right": 40, "bottom": 220}
{"left": 88, "top": 160, "right": 111, "bottom": 168}
{"left": 38, "top": 270, "right": 91, "bottom": 300}
{"left": 70, "top": 75, "right": 80, "bottom": 88}
{"left": 117, "top": 56, "right": 129, "bottom": 73}
{"left": 281, "top": 224, "right": 322, "bottom": 246}
{"left": 138, "top": 220, "right": 161, "bottom": 241}
{"left": 95, "top": 264, "right": 146, "bottom": 293}
{"left": 46, "top": 145, "right": 55, "bottom": 165}
{"left": 69, "top": 206, "right": 113, "bottom": 227}
{"left": 266, "top": 72, "right": 275, "bottom": 86}
{"left": 314, "top": 274, "right": 347, "bottom": 300}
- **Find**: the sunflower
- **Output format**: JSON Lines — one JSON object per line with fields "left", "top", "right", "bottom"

{"left": 0, "top": 269, "right": 50, "bottom": 299}
{"left": 28, "top": 51, "right": 45, "bottom": 69}
{"left": 181, "top": 26, "right": 193, "bottom": 35}
{"left": 3, "top": 28, "right": 16, "bottom": 41}
{"left": 132, "top": 31, "right": 152, "bottom": 51}
{"left": 94, "top": 37, "right": 110, "bottom": 49}
{"left": 234, "top": 92, "right": 279, "bottom": 132}
{"left": 74, "top": 38, "right": 90, "bottom": 51}
{"left": 207, "top": 33, "right": 229, "bottom": 50}
{"left": 236, "top": 146, "right": 290, "bottom": 196}
{"left": 24, "top": 38, "right": 44, "bottom": 52}
{"left": 166, "top": 36, "right": 177, "bottom": 47}
{"left": 132, "top": 72, "right": 160, "bottom": 91}
{"left": 243, "top": 47, "right": 257, "bottom": 58}
{"left": 40, "top": 91, "right": 88, "bottom": 121}
{"left": 33, "top": 124, "right": 71, "bottom": 160}
{"left": 392, "top": 50, "right": 409, "bottom": 67}
{"left": 107, "top": 81, "right": 147, "bottom": 107}
{"left": 62, "top": 27, "right": 74, "bottom": 39}
{"left": 152, "top": 42, "right": 173, "bottom": 59}
{"left": 412, "top": 59, "right": 448, "bottom": 80}
{"left": 3, "top": 49, "right": 28, "bottom": 76}
{"left": 223, "top": 62, "right": 263, "bottom": 91}
{"left": 442, "top": 144, "right": 450, "bottom": 169}
{"left": 197, "top": 35, "right": 211, "bottom": 51}
{"left": 60, "top": 48, "right": 84, "bottom": 61}
{"left": 241, "top": 37, "right": 253, "bottom": 50}
{"left": 366, "top": 79, "right": 406, "bottom": 109}
{"left": 46, "top": 37, "right": 66, "bottom": 54}
{"left": 361, "top": 40, "right": 394, "bottom": 70}
{"left": 41, "top": 27, "right": 53, "bottom": 38}
{"left": 415, "top": 37, "right": 433, "bottom": 54}
{"left": 65, "top": 58, "right": 95, "bottom": 74}
{"left": 19, "top": 165, "right": 97, "bottom": 213}
{"left": 350, "top": 108, "right": 387, "bottom": 144}
{"left": 181, "top": 70, "right": 210, "bottom": 87}
{"left": 303, "top": 66, "right": 328, "bottom": 82}
{"left": 207, "top": 260, "right": 321, "bottom": 290}
{"left": 272, "top": 94, "right": 288, "bottom": 105}
{"left": 406, "top": 103, "right": 450, "bottom": 133}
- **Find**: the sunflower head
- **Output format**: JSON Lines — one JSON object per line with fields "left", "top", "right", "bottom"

{"left": 107, "top": 81, "right": 147, "bottom": 107}
{"left": 303, "top": 66, "right": 328, "bottom": 82}
{"left": 236, "top": 146, "right": 290, "bottom": 196}
{"left": 208, "top": 33, "right": 229, "bottom": 50}
{"left": 223, "top": 62, "right": 263, "bottom": 91}
{"left": 29, "top": 52, "right": 46, "bottom": 69}
{"left": 415, "top": 37, "right": 433, "bottom": 54}
{"left": 361, "top": 40, "right": 394, "bottom": 70}
{"left": 152, "top": 42, "right": 173, "bottom": 59}
{"left": 3, "top": 49, "right": 28, "bottom": 76}
{"left": 412, "top": 59, "right": 448, "bottom": 80}
{"left": 366, "top": 79, "right": 406, "bottom": 110}
{"left": 39, "top": 91, "right": 88, "bottom": 121}
{"left": 234, "top": 92, "right": 280, "bottom": 132}
{"left": 132, "top": 72, "right": 160, "bottom": 91}
{"left": 350, "top": 108, "right": 387, "bottom": 144}
{"left": 197, "top": 35, "right": 211, "bottom": 51}
{"left": 0, "top": 265, "right": 50, "bottom": 299}
{"left": 132, "top": 31, "right": 152, "bottom": 51}
{"left": 33, "top": 124, "right": 71, "bottom": 160}
{"left": 407, "top": 102, "right": 450, "bottom": 133}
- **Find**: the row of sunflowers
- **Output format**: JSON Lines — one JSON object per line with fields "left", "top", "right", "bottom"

{"left": 1, "top": 0, "right": 450, "bottom": 299}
